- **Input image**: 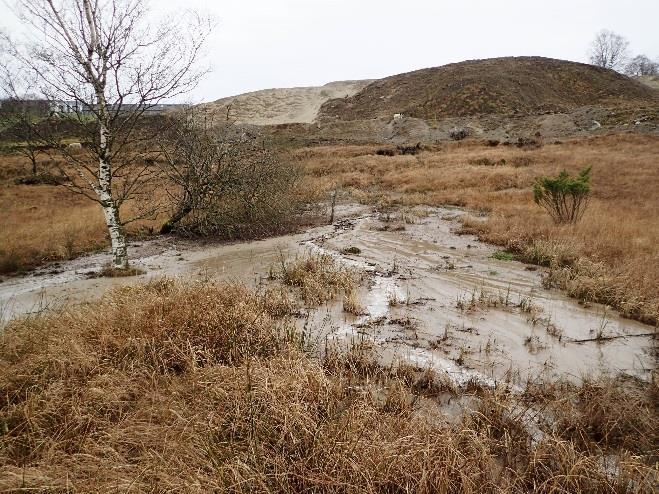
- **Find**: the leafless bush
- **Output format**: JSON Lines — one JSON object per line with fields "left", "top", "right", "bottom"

{"left": 397, "top": 142, "right": 423, "bottom": 155}
{"left": 160, "top": 113, "right": 302, "bottom": 238}
{"left": 624, "top": 54, "right": 659, "bottom": 76}
{"left": 0, "top": 104, "right": 50, "bottom": 176}
{"left": 375, "top": 148, "right": 396, "bottom": 156}
{"left": 449, "top": 128, "right": 469, "bottom": 141}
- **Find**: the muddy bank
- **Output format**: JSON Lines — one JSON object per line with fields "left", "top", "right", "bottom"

{"left": 1, "top": 204, "right": 654, "bottom": 384}
{"left": 0, "top": 205, "right": 368, "bottom": 322}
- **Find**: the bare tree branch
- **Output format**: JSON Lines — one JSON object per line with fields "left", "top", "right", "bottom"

{"left": 4, "top": 0, "right": 212, "bottom": 268}
{"left": 588, "top": 30, "right": 629, "bottom": 72}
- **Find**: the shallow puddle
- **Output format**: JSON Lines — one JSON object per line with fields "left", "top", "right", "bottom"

{"left": 312, "top": 209, "right": 655, "bottom": 383}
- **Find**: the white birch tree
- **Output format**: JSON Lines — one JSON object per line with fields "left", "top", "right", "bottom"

{"left": 5, "top": 0, "right": 211, "bottom": 269}
{"left": 588, "top": 30, "right": 629, "bottom": 72}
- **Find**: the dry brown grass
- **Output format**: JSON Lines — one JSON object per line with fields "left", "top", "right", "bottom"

{"left": 0, "top": 279, "right": 656, "bottom": 492}
{"left": 524, "top": 376, "right": 659, "bottom": 460}
{"left": 0, "top": 183, "right": 108, "bottom": 273}
{"left": 343, "top": 288, "right": 366, "bottom": 315}
{"left": 295, "top": 134, "right": 659, "bottom": 324}
{"left": 0, "top": 153, "right": 165, "bottom": 274}
{"left": 278, "top": 252, "right": 362, "bottom": 305}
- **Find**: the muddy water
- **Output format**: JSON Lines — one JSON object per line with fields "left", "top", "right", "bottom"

{"left": 1, "top": 205, "right": 655, "bottom": 384}
{"left": 311, "top": 209, "right": 655, "bottom": 384}
{"left": 0, "top": 205, "right": 369, "bottom": 322}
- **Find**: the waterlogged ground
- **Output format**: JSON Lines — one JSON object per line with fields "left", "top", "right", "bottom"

{"left": 1, "top": 205, "right": 654, "bottom": 384}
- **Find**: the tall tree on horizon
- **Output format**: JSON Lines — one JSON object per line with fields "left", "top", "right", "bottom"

{"left": 588, "top": 29, "right": 630, "bottom": 72}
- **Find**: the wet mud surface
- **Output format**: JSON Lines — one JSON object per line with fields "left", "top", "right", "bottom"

{"left": 1, "top": 204, "right": 655, "bottom": 384}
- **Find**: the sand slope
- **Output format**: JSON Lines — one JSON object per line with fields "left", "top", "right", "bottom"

{"left": 201, "top": 80, "right": 372, "bottom": 125}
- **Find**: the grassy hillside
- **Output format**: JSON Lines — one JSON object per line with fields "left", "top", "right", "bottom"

{"left": 319, "top": 57, "right": 658, "bottom": 121}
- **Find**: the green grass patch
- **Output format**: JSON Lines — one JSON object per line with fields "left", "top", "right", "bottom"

{"left": 491, "top": 250, "right": 516, "bottom": 261}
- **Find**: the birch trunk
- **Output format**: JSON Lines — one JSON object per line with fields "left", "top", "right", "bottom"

{"left": 97, "top": 111, "right": 128, "bottom": 269}
{"left": 101, "top": 198, "right": 128, "bottom": 269}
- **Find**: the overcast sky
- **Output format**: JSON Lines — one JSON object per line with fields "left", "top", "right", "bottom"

{"left": 2, "top": 0, "right": 658, "bottom": 102}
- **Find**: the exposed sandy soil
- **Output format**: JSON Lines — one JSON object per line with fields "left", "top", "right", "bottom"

{"left": 2, "top": 205, "right": 653, "bottom": 386}
{"left": 200, "top": 80, "right": 372, "bottom": 125}
{"left": 264, "top": 105, "right": 659, "bottom": 146}
{"left": 636, "top": 75, "right": 659, "bottom": 90}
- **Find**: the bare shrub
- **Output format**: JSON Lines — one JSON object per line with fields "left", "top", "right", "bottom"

{"left": 624, "top": 55, "right": 659, "bottom": 76}
{"left": 397, "top": 142, "right": 423, "bottom": 155}
{"left": 449, "top": 128, "right": 469, "bottom": 140}
{"left": 0, "top": 104, "right": 49, "bottom": 176}
{"left": 588, "top": 29, "right": 630, "bottom": 71}
{"left": 533, "top": 167, "right": 592, "bottom": 224}
{"left": 160, "top": 113, "right": 301, "bottom": 238}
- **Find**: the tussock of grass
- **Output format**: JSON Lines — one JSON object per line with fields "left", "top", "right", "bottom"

{"left": 541, "top": 258, "right": 657, "bottom": 324}
{"left": 0, "top": 280, "right": 656, "bottom": 492}
{"left": 492, "top": 249, "right": 516, "bottom": 261}
{"left": 524, "top": 376, "right": 659, "bottom": 460}
{"left": 95, "top": 265, "right": 146, "bottom": 277}
{"left": 279, "top": 253, "right": 361, "bottom": 305}
{"left": 343, "top": 288, "right": 366, "bottom": 315}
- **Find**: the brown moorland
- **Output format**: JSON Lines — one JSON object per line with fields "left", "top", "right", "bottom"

{"left": 295, "top": 133, "right": 659, "bottom": 325}
{"left": 319, "top": 57, "right": 659, "bottom": 121}
{"left": 2, "top": 133, "right": 658, "bottom": 326}
{"left": 0, "top": 154, "right": 158, "bottom": 274}
{"left": 0, "top": 278, "right": 656, "bottom": 492}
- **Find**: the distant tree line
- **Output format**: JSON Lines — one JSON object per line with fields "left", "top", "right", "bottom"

{"left": 588, "top": 29, "right": 658, "bottom": 76}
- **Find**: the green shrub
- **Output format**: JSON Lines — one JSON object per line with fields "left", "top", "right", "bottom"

{"left": 533, "top": 167, "right": 591, "bottom": 224}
